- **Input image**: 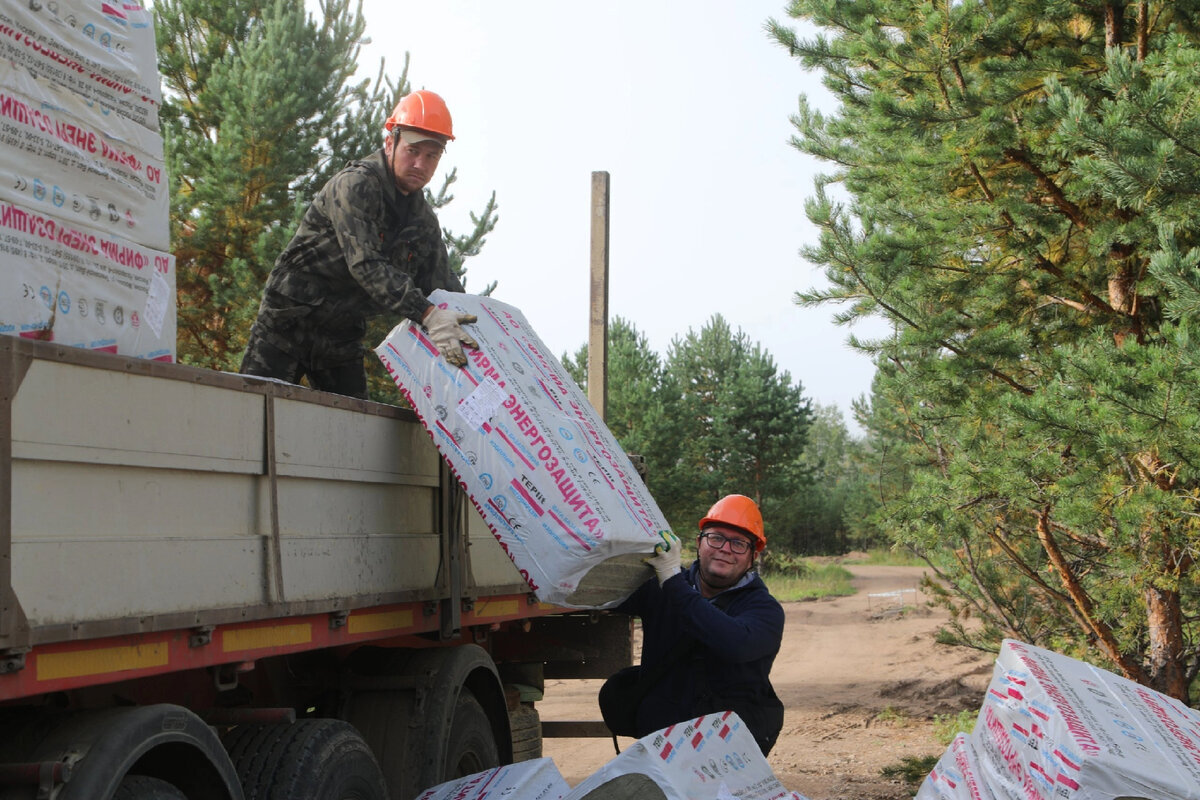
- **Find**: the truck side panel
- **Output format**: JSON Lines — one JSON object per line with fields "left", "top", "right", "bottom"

{"left": 3, "top": 339, "right": 530, "bottom": 648}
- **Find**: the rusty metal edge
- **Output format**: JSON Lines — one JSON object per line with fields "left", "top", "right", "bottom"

{"left": 0, "top": 338, "right": 31, "bottom": 649}
{"left": 0, "top": 336, "right": 418, "bottom": 420}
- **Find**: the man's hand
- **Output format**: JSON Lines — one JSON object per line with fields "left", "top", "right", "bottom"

{"left": 423, "top": 306, "right": 479, "bottom": 367}
{"left": 645, "top": 530, "right": 682, "bottom": 585}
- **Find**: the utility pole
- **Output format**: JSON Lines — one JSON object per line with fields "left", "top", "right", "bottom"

{"left": 588, "top": 171, "right": 610, "bottom": 421}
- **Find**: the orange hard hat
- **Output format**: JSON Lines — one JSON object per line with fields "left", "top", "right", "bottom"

{"left": 385, "top": 90, "right": 455, "bottom": 141}
{"left": 699, "top": 494, "right": 766, "bottom": 553}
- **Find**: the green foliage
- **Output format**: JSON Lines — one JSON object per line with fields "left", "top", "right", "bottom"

{"left": 843, "top": 547, "right": 925, "bottom": 567}
{"left": 756, "top": 550, "right": 813, "bottom": 578}
{"left": 791, "top": 403, "right": 855, "bottom": 553}
{"left": 761, "top": 561, "right": 854, "bottom": 602}
{"left": 932, "top": 710, "right": 978, "bottom": 747}
{"left": 773, "top": 1, "right": 1200, "bottom": 700}
{"left": 874, "top": 705, "right": 910, "bottom": 726}
{"left": 661, "top": 315, "right": 814, "bottom": 537}
{"left": 156, "top": 0, "right": 496, "bottom": 384}
{"left": 880, "top": 755, "right": 939, "bottom": 789}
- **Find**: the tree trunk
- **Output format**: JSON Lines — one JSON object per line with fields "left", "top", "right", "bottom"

{"left": 1145, "top": 581, "right": 1188, "bottom": 701}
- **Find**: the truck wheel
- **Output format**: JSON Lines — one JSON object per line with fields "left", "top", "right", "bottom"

{"left": 223, "top": 718, "right": 388, "bottom": 800}
{"left": 508, "top": 703, "right": 542, "bottom": 762}
{"left": 112, "top": 776, "right": 187, "bottom": 800}
{"left": 445, "top": 689, "right": 499, "bottom": 778}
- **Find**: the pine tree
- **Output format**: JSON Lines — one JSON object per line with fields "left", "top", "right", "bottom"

{"left": 663, "top": 315, "right": 813, "bottom": 537}
{"left": 772, "top": 2, "right": 1200, "bottom": 699}
{"left": 155, "top": 0, "right": 496, "bottom": 384}
{"left": 791, "top": 403, "right": 856, "bottom": 554}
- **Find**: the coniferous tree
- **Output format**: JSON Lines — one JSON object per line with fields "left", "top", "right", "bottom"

{"left": 791, "top": 403, "right": 853, "bottom": 554}
{"left": 155, "top": 0, "right": 496, "bottom": 384}
{"left": 838, "top": 368, "right": 914, "bottom": 553}
{"left": 772, "top": 2, "right": 1200, "bottom": 699}
{"left": 662, "top": 315, "right": 813, "bottom": 537}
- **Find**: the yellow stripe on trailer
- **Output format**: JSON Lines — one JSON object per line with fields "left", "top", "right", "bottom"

{"left": 348, "top": 609, "right": 413, "bottom": 635}
{"left": 222, "top": 623, "right": 312, "bottom": 653}
{"left": 472, "top": 599, "right": 520, "bottom": 619}
{"left": 37, "top": 642, "right": 169, "bottom": 682}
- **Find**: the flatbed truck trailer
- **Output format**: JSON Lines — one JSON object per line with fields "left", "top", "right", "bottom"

{"left": 0, "top": 336, "right": 632, "bottom": 800}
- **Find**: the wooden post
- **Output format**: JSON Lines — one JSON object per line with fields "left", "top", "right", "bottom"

{"left": 589, "top": 171, "right": 610, "bottom": 421}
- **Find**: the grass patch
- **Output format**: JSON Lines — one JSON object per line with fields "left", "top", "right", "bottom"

{"left": 880, "top": 754, "right": 939, "bottom": 788}
{"left": 762, "top": 562, "right": 855, "bottom": 601}
{"left": 874, "top": 705, "right": 911, "bottom": 727}
{"left": 878, "top": 710, "right": 976, "bottom": 788}
{"left": 932, "top": 709, "right": 977, "bottom": 745}
{"left": 843, "top": 547, "right": 926, "bottom": 567}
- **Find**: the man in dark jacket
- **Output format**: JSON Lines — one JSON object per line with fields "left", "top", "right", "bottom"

{"left": 240, "top": 90, "right": 477, "bottom": 398}
{"left": 599, "top": 494, "right": 786, "bottom": 755}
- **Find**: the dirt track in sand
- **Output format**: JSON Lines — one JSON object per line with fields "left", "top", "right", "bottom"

{"left": 537, "top": 564, "right": 997, "bottom": 799}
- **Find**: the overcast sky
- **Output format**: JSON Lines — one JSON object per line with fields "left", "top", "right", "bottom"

{"left": 350, "top": 1, "right": 884, "bottom": 431}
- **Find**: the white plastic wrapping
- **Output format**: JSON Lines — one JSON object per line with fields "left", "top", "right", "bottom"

{"left": 414, "top": 758, "right": 569, "bottom": 800}
{"left": 375, "top": 291, "right": 669, "bottom": 608}
{"left": 413, "top": 714, "right": 808, "bottom": 800}
{"left": 916, "top": 734, "right": 996, "bottom": 800}
{"left": 0, "top": 2, "right": 161, "bottom": 130}
{"left": 970, "top": 639, "right": 1200, "bottom": 800}
{"left": 0, "top": 58, "right": 168, "bottom": 249}
{"left": 0, "top": 197, "right": 175, "bottom": 360}
{"left": 563, "top": 711, "right": 808, "bottom": 800}
{"left": 920, "top": 639, "right": 1200, "bottom": 800}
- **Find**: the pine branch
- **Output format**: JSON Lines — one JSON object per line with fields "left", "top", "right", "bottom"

{"left": 1037, "top": 507, "right": 1150, "bottom": 683}
{"left": 1002, "top": 147, "right": 1088, "bottom": 230}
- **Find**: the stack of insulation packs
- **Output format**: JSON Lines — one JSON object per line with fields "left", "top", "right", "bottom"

{"left": 0, "top": 1, "right": 175, "bottom": 359}
{"left": 918, "top": 639, "right": 1200, "bottom": 800}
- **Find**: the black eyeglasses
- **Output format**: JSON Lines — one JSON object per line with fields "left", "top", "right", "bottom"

{"left": 699, "top": 531, "right": 752, "bottom": 555}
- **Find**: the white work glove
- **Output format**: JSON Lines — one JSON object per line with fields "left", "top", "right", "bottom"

{"left": 422, "top": 306, "right": 479, "bottom": 367}
{"left": 644, "top": 530, "right": 682, "bottom": 585}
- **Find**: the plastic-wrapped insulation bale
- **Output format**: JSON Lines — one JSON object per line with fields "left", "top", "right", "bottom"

{"left": 376, "top": 291, "right": 668, "bottom": 608}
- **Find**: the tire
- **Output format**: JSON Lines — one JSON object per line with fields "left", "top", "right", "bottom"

{"left": 443, "top": 689, "right": 499, "bottom": 780}
{"left": 223, "top": 719, "right": 388, "bottom": 800}
{"left": 508, "top": 703, "right": 542, "bottom": 762}
{"left": 111, "top": 776, "right": 187, "bottom": 800}
{"left": 341, "top": 690, "right": 413, "bottom": 800}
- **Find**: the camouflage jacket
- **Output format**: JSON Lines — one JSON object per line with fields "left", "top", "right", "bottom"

{"left": 251, "top": 149, "right": 464, "bottom": 367}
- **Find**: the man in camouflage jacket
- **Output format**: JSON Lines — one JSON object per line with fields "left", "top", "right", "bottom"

{"left": 240, "top": 91, "right": 476, "bottom": 398}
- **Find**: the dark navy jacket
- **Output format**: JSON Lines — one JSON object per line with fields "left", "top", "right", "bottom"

{"left": 615, "top": 560, "right": 785, "bottom": 750}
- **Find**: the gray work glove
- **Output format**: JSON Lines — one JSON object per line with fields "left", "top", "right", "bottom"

{"left": 644, "top": 530, "right": 682, "bottom": 585}
{"left": 423, "top": 306, "right": 479, "bottom": 367}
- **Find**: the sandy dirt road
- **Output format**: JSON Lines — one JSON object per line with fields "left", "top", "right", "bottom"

{"left": 538, "top": 564, "right": 996, "bottom": 799}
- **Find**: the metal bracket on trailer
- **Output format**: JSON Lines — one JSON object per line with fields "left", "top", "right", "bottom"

{"left": 0, "top": 646, "right": 29, "bottom": 674}
{"left": 189, "top": 625, "right": 215, "bottom": 648}
{"left": 0, "top": 757, "right": 74, "bottom": 798}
